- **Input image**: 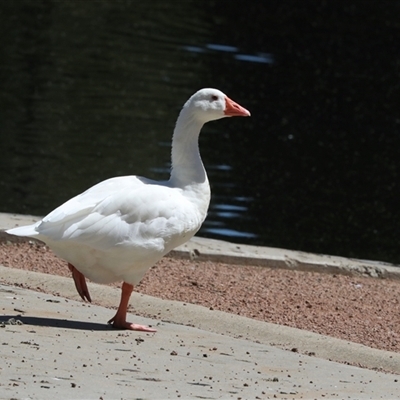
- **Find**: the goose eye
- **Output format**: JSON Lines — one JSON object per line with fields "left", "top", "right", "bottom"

{"left": 211, "top": 95, "right": 218, "bottom": 101}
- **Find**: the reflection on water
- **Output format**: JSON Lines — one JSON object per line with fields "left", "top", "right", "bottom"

{"left": 184, "top": 43, "right": 275, "bottom": 64}
{"left": 1, "top": 1, "right": 400, "bottom": 264}
{"left": 205, "top": 201, "right": 257, "bottom": 239}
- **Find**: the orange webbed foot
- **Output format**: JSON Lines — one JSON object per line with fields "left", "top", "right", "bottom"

{"left": 108, "top": 281, "right": 157, "bottom": 332}
{"left": 68, "top": 263, "right": 92, "bottom": 302}
{"left": 107, "top": 315, "right": 157, "bottom": 332}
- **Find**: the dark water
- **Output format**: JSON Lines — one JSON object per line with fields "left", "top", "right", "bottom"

{"left": 1, "top": 1, "right": 400, "bottom": 263}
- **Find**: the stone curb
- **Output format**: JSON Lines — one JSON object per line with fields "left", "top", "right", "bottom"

{"left": 2, "top": 212, "right": 400, "bottom": 281}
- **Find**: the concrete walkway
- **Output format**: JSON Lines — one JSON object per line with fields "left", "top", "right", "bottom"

{"left": 1, "top": 212, "right": 400, "bottom": 399}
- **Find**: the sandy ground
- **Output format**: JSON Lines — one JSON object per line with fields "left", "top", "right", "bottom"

{"left": 1, "top": 239, "right": 400, "bottom": 354}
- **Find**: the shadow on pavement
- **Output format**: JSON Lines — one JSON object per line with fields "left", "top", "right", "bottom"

{"left": 0, "top": 314, "right": 112, "bottom": 331}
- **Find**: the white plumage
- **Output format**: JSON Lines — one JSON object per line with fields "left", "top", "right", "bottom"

{"left": 7, "top": 88, "right": 250, "bottom": 331}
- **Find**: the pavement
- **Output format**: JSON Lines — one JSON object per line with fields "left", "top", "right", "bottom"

{"left": 1, "top": 212, "right": 400, "bottom": 399}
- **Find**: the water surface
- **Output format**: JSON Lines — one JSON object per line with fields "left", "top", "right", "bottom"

{"left": 1, "top": 1, "right": 400, "bottom": 263}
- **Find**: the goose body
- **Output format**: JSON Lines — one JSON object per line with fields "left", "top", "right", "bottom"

{"left": 7, "top": 88, "right": 250, "bottom": 331}
{"left": 14, "top": 175, "right": 208, "bottom": 286}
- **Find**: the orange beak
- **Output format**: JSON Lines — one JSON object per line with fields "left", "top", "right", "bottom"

{"left": 224, "top": 96, "right": 251, "bottom": 117}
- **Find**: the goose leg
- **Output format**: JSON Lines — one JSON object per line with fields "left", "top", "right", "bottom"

{"left": 68, "top": 263, "right": 92, "bottom": 302}
{"left": 108, "top": 282, "right": 156, "bottom": 332}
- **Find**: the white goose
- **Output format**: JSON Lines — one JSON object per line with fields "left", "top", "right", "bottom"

{"left": 7, "top": 88, "right": 250, "bottom": 331}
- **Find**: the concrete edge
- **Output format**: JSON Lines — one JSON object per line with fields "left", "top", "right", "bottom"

{"left": 1, "top": 212, "right": 400, "bottom": 281}
{"left": 172, "top": 236, "right": 400, "bottom": 281}
{"left": 1, "top": 265, "right": 400, "bottom": 375}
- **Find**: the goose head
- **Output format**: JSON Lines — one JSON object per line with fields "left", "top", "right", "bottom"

{"left": 184, "top": 88, "right": 250, "bottom": 124}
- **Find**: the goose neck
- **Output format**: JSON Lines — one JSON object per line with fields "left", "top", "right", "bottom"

{"left": 170, "top": 110, "right": 207, "bottom": 188}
